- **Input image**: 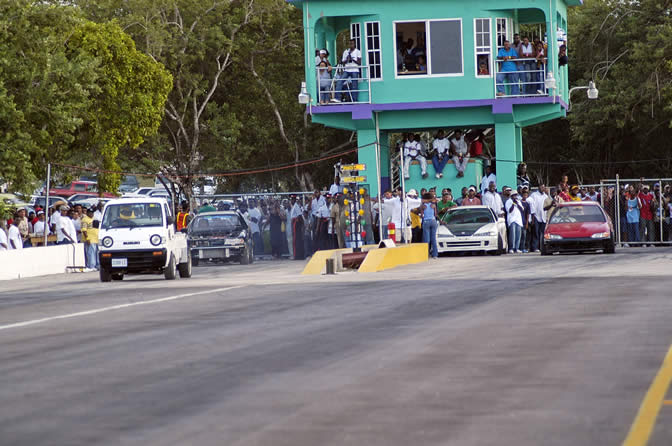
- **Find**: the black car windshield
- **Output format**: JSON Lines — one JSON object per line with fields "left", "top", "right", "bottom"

{"left": 441, "top": 208, "right": 494, "bottom": 225}
{"left": 191, "top": 214, "right": 245, "bottom": 234}
{"left": 550, "top": 205, "right": 606, "bottom": 224}
{"left": 102, "top": 203, "right": 163, "bottom": 229}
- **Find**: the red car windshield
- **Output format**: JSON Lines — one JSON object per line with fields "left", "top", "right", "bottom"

{"left": 549, "top": 205, "right": 606, "bottom": 224}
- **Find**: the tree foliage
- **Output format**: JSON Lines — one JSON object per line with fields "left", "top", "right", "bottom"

{"left": 0, "top": 1, "right": 171, "bottom": 193}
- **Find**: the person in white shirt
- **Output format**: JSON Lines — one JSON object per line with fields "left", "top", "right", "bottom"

{"left": 329, "top": 176, "right": 343, "bottom": 196}
{"left": 247, "top": 200, "right": 263, "bottom": 256}
{"left": 0, "top": 224, "right": 8, "bottom": 250}
{"left": 482, "top": 182, "right": 504, "bottom": 217}
{"left": 93, "top": 201, "right": 104, "bottom": 222}
{"left": 33, "top": 211, "right": 50, "bottom": 237}
{"left": 519, "top": 36, "right": 535, "bottom": 94}
{"left": 403, "top": 134, "right": 427, "bottom": 179}
{"left": 505, "top": 191, "right": 524, "bottom": 253}
{"left": 52, "top": 205, "right": 67, "bottom": 244}
{"left": 383, "top": 190, "right": 402, "bottom": 241}
{"left": 450, "top": 130, "right": 470, "bottom": 177}
{"left": 335, "top": 39, "right": 361, "bottom": 102}
{"left": 480, "top": 165, "right": 497, "bottom": 194}
{"left": 289, "top": 195, "right": 305, "bottom": 260}
{"left": 8, "top": 220, "right": 23, "bottom": 250}
{"left": 528, "top": 184, "right": 549, "bottom": 252}
{"left": 60, "top": 211, "right": 77, "bottom": 245}
{"left": 432, "top": 130, "right": 450, "bottom": 179}
{"left": 405, "top": 189, "right": 422, "bottom": 242}
{"left": 316, "top": 196, "right": 331, "bottom": 250}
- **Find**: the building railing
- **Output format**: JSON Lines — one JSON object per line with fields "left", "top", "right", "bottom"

{"left": 494, "top": 57, "right": 548, "bottom": 99}
{"left": 315, "top": 64, "right": 371, "bottom": 105}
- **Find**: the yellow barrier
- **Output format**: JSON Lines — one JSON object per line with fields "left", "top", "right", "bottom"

{"left": 358, "top": 243, "right": 428, "bottom": 273}
{"left": 301, "top": 248, "right": 352, "bottom": 275}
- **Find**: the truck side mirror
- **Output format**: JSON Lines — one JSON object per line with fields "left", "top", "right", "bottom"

{"left": 166, "top": 215, "right": 174, "bottom": 226}
{"left": 180, "top": 228, "right": 188, "bottom": 234}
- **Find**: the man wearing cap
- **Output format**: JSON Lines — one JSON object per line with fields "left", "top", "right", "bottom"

{"left": 450, "top": 130, "right": 470, "bottom": 178}
{"left": 482, "top": 182, "right": 503, "bottom": 216}
{"left": 436, "top": 190, "right": 457, "bottom": 217}
{"left": 639, "top": 184, "right": 655, "bottom": 245}
{"left": 505, "top": 191, "right": 524, "bottom": 253}
{"left": 461, "top": 187, "right": 482, "bottom": 206}
{"left": 33, "top": 211, "right": 50, "bottom": 240}
{"left": 528, "top": 184, "right": 549, "bottom": 252}
{"left": 52, "top": 205, "right": 68, "bottom": 244}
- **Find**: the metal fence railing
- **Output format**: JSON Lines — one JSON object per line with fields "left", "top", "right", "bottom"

{"left": 598, "top": 176, "right": 672, "bottom": 246}
{"left": 495, "top": 58, "right": 547, "bottom": 98}
{"left": 316, "top": 65, "right": 371, "bottom": 105}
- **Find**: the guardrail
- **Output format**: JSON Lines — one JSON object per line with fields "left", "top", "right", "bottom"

{"left": 494, "top": 57, "right": 547, "bottom": 98}
{"left": 315, "top": 64, "right": 371, "bottom": 105}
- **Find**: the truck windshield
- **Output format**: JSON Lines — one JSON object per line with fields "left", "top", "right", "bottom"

{"left": 102, "top": 203, "right": 164, "bottom": 229}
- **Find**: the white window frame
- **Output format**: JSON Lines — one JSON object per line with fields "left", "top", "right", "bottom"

{"left": 392, "top": 18, "right": 464, "bottom": 80}
{"left": 365, "top": 21, "right": 383, "bottom": 82}
{"left": 350, "top": 22, "right": 362, "bottom": 51}
{"left": 496, "top": 17, "right": 511, "bottom": 50}
{"left": 474, "top": 18, "right": 493, "bottom": 78}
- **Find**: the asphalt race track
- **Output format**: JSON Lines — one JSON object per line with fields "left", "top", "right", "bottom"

{"left": 2, "top": 248, "right": 672, "bottom": 446}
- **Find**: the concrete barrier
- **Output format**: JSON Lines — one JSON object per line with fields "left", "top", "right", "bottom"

{"left": 0, "top": 244, "right": 86, "bottom": 281}
{"left": 357, "top": 243, "right": 429, "bottom": 273}
{"left": 301, "top": 248, "right": 352, "bottom": 275}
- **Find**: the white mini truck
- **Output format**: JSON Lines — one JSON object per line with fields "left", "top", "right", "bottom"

{"left": 98, "top": 198, "right": 192, "bottom": 282}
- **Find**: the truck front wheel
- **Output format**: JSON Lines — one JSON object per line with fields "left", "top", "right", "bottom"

{"left": 164, "top": 254, "right": 177, "bottom": 280}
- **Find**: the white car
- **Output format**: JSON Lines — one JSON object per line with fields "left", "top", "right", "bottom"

{"left": 436, "top": 205, "right": 507, "bottom": 255}
{"left": 192, "top": 176, "right": 216, "bottom": 196}
{"left": 98, "top": 197, "right": 191, "bottom": 282}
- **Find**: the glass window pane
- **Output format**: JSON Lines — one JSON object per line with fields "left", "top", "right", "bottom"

{"left": 429, "top": 20, "right": 462, "bottom": 75}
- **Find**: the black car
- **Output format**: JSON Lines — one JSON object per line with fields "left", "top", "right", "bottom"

{"left": 187, "top": 211, "right": 253, "bottom": 265}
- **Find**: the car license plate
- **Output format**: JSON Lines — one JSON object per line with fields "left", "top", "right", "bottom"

{"left": 111, "top": 258, "right": 127, "bottom": 268}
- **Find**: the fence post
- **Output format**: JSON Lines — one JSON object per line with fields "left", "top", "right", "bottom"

{"left": 659, "top": 178, "right": 664, "bottom": 244}
{"left": 616, "top": 174, "right": 621, "bottom": 246}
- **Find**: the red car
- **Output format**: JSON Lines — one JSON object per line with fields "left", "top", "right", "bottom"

{"left": 542, "top": 201, "right": 615, "bottom": 255}
{"left": 49, "top": 181, "right": 116, "bottom": 198}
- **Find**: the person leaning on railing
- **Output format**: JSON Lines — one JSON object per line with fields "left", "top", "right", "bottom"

{"left": 317, "top": 61, "right": 333, "bottom": 105}
{"left": 496, "top": 40, "right": 519, "bottom": 96}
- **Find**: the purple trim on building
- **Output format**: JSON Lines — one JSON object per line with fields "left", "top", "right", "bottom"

{"left": 311, "top": 96, "right": 568, "bottom": 120}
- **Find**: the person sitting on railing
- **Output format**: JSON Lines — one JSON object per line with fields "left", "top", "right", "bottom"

{"left": 450, "top": 130, "right": 470, "bottom": 178}
{"left": 496, "top": 40, "right": 519, "bottom": 97}
{"left": 535, "top": 41, "right": 547, "bottom": 94}
{"left": 317, "top": 60, "right": 333, "bottom": 105}
{"left": 335, "top": 39, "right": 361, "bottom": 103}
{"left": 403, "top": 133, "right": 428, "bottom": 180}
{"left": 519, "top": 36, "right": 535, "bottom": 94}
{"left": 432, "top": 129, "right": 450, "bottom": 179}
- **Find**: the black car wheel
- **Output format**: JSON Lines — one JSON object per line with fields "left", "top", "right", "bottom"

{"left": 192, "top": 254, "right": 200, "bottom": 267}
{"left": 100, "top": 268, "right": 112, "bottom": 282}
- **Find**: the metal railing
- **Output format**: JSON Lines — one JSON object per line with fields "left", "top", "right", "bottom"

{"left": 598, "top": 177, "right": 672, "bottom": 246}
{"left": 315, "top": 64, "right": 371, "bottom": 105}
{"left": 494, "top": 57, "right": 548, "bottom": 98}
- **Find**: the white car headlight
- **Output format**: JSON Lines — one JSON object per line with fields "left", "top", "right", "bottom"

{"left": 150, "top": 234, "right": 164, "bottom": 246}
{"left": 591, "top": 232, "right": 610, "bottom": 239}
{"left": 102, "top": 236, "right": 114, "bottom": 248}
{"left": 473, "top": 231, "right": 495, "bottom": 237}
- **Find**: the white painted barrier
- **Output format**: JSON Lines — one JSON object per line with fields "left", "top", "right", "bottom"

{"left": 0, "top": 244, "right": 86, "bottom": 281}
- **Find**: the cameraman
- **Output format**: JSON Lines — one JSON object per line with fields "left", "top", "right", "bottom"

{"left": 335, "top": 39, "right": 362, "bottom": 103}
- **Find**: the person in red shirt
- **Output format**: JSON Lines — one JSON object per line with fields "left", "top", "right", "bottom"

{"left": 638, "top": 184, "right": 655, "bottom": 245}
{"left": 470, "top": 135, "right": 484, "bottom": 158}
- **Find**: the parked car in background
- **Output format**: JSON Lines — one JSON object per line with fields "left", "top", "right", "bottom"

{"left": 192, "top": 176, "right": 217, "bottom": 196}
{"left": 436, "top": 205, "right": 507, "bottom": 255}
{"left": 31, "top": 195, "right": 69, "bottom": 209}
{"left": 542, "top": 201, "right": 615, "bottom": 255}
{"left": 187, "top": 211, "right": 253, "bottom": 266}
{"left": 50, "top": 181, "right": 116, "bottom": 198}
{"left": 118, "top": 175, "right": 140, "bottom": 194}
{"left": 69, "top": 196, "right": 111, "bottom": 210}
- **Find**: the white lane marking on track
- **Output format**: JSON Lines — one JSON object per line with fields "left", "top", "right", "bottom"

{"left": 0, "top": 286, "right": 243, "bottom": 331}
